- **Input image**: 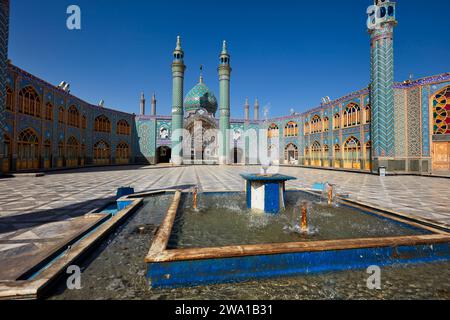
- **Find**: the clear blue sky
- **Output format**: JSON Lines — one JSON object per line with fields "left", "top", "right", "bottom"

{"left": 8, "top": 0, "right": 450, "bottom": 118}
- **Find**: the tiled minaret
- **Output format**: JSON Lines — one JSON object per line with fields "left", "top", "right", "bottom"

{"left": 254, "top": 98, "right": 259, "bottom": 121}
{"left": 171, "top": 36, "right": 186, "bottom": 165}
{"left": 218, "top": 40, "right": 231, "bottom": 165}
{"left": 244, "top": 97, "right": 250, "bottom": 121}
{"left": 140, "top": 92, "right": 145, "bottom": 115}
{"left": 151, "top": 93, "right": 157, "bottom": 116}
{"left": 368, "top": 0, "right": 397, "bottom": 171}
{"left": 0, "top": 0, "right": 9, "bottom": 159}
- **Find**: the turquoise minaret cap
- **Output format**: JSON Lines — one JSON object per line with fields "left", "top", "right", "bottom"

{"left": 219, "top": 40, "right": 230, "bottom": 65}
{"left": 173, "top": 35, "right": 184, "bottom": 61}
{"left": 221, "top": 40, "right": 228, "bottom": 55}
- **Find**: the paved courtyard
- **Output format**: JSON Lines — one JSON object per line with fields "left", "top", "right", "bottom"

{"left": 0, "top": 165, "right": 449, "bottom": 280}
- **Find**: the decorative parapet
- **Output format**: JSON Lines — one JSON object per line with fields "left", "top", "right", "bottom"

{"left": 394, "top": 73, "right": 450, "bottom": 89}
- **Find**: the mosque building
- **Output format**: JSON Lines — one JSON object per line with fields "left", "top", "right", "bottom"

{"left": 1, "top": 0, "right": 450, "bottom": 175}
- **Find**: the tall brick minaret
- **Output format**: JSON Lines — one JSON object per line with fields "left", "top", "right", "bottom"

{"left": 0, "top": 0, "right": 9, "bottom": 159}
{"left": 368, "top": 0, "right": 397, "bottom": 171}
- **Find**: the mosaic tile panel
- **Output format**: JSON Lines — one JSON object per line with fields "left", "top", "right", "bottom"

{"left": 407, "top": 88, "right": 422, "bottom": 157}
{"left": 421, "top": 86, "right": 430, "bottom": 157}
{"left": 394, "top": 88, "right": 406, "bottom": 157}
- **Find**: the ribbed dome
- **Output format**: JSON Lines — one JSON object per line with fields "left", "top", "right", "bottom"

{"left": 184, "top": 79, "right": 218, "bottom": 115}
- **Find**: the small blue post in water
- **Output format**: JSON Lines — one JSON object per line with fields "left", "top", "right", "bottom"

{"left": 116, "top": 187, "right": 135, "bottom": 199}
{"left": 240, "top": 174, "right": 296, "bottom": 214}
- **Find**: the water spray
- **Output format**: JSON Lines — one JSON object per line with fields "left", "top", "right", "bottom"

{"left": 301, "top": 201, "right": 308, "bottom": 233}
{"left": 193, "top": 186, "right": 198, "bottom": 210}
{"left": 328, "top": 184, "right": 334, "bottom": 207}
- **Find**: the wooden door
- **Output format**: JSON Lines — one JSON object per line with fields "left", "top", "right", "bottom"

{"left": 433, "top": 142, "right": 450, "bottom": 171}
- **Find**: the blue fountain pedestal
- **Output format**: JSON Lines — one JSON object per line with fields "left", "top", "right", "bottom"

{"left": 240, "top": 174, "right": 297, "bottom": 214}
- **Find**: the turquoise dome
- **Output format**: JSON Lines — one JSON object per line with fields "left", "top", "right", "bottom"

{"left": 184, "top": 80, "right": 218, "bottom": 115}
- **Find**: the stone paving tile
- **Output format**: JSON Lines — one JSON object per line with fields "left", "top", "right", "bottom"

{"left": 0, "top": 164, "right": 449, "bottom": 241}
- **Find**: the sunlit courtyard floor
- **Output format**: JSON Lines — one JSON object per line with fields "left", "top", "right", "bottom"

{"left": 1, "top": 165, "right": 449, "bottom": 224}
{"left": 0, "top": 165, "right": 449, "bottom": 287}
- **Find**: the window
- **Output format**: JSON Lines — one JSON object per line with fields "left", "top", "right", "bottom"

{"left": 343, "top": 103, "right": 361, "bottom": 128}
{"left": 433, "top": 86, "right": 450, "bottom": 135}
{"left": 58, "top": 141, "right": 65, "bottom": 158}
{"left": 116, "top": 142, "right": 130, "bottom": 160}
{"left": 43, "top": 140, "right": 52, "bottom": 159}
{"left": 3, "top": 134, "right": 11, "bottom": 157}
{"left": 365, "top": 105, "right": 371, "bottom": 124}
{"left": 94, "top": 115, "right": 111, "bottom": 133}
{"left": 18, "top": 86, "right": 41, "bottom": 117}
{"left": 45, "top": 103, "right": 53, "bottom": 121}
{"left": 6, "top": 87, "right": 13, "bottom": 111}
{"left": 67, "top": 136, "right": 80, "bottom": 160}
{"left": 311, "top": 115, "right": 322, "bottom": 133}
{"left": 94, "top": 140, "right": 111, "bottom": 164}
{"left": 68, "top": 106, "right": 80, "bottom": 128}
{"left": 117, "top": 120, "right": 131, "bottom": 135}
{"left": 267, "top": 124, "right": 279, "bottom": 138}
{"left": 17, "top": 129, "right": 39, "bottom": 170}
{"left": 284, "top": 143, "right": 299, "bottom": 162}
{"left": 323, "top": 117, "right": 330, "bottom": 132}
{"left": 343, "top": 136, "right": 361, "bottom": 169}
{"left": 81, "top": 115, "right": 87, "bottom": 129}
{"left": 58, "top": 107, "right": 65, "bottom": 124}
{"left": 304, "top": 122, "right": 310, "bottom": 135}
{"left": 311, "top": 141, "right": 322, "bottom": 166}
{"left": 333, "top": 113, "right": 341, "bottom": 130}
{"left": 284, "top": 121, "right": 298, "bottom": 137}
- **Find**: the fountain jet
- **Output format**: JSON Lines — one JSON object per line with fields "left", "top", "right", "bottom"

{"left": 301, "top": 202, "right": 308, "bottom": 233}
{"left": 193, "top": 187, "right": 198, "bottom": 210}
{"left": 328, "top": 184, "right": 334, "bottom": 206}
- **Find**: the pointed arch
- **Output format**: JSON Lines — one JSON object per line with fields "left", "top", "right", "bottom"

{"left": 284, "top": 121, "right": 298, "bottom": 137}
{"left": 95, "top": 115, "right": 111, "bottom": 133}
{"left": 323, "top": 117, "right": 330, "bottom": 132}
{"left": 117, "top": 119, "right": 131, "bottom": 135}
{"left": 343, "top": 103, "right": 361, "bottom": 128}
{"left": 311, "top": 115, "right": 322, "bottom": 133}
{"left": 267, "top": 123, "right": 279, "bottom": 138}
{"left": 93, "top": 140, "right": 111, "bottom": 165}
{"left": 364, "top": 141, "right": 372, "bottom": 170}
{"left": 343, "top": 136, "right": 361, "bottom": 169}
{"left": 68, "top": 105, "right": 80, "bottom": 128}
{"left": 333, "top": 113, "right": 341, "bottom": 129}
{"left": 284, "top": 143, "right": 298, "bottom": 164}
{"left": 311, "top": 141, "right": 322, "bottom": 166}
{"left": 18, "top": 86, "right": 41, "bottom": 117}
{"left": 6, "top": 86, "right": 13, "bottom": 111}
{"left": 45, "top": 103, "right": 53, "bottom": 121}
{"left": 433, "top": 86, "right": 450, "bottom": 135}
{"left": 66, "top": 136, "right": 80, "bottom": 167}
{"left": 17, "top": 128, "right": 40, "bottom": 170}
{"left": 334, "top": 143, "right": 341, "bottom": 168}
{"left": 116, "top": 142, "right": 130, "bottom": 164}
{"left": 2, "top": 134, "right": 12, "bottom": 172}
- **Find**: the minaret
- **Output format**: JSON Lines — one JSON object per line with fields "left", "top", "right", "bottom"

{"left": 171, "top": 36, "right": 186, "bottom": 165}
{"left": 244, "top": 97, "right": 250, "bottom": 121}
{"left": 218, "top": 40, "right": 232, "bottom": 165}
{"left": 254, "top": 98, "right": 259, "bottom": 121}
{"left": 140, "top": 92, "right": 145, "bottom": 115}
{"left": 151, "top": 93, "right": 157, "bottom": 116}
{"left": 368, "top": 0, "right": 397, "bottom": 168}
{"left": 0, "top": 0, "right": 10, "bottom": 159}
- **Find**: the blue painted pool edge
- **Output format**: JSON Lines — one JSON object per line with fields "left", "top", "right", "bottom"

{"left": 147, "top": 243, "right": 450, "bottom": 288}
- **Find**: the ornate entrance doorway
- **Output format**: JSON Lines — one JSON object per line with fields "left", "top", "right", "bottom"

{"left": 432, "top": 142, "right": 450, "bottom": 172}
